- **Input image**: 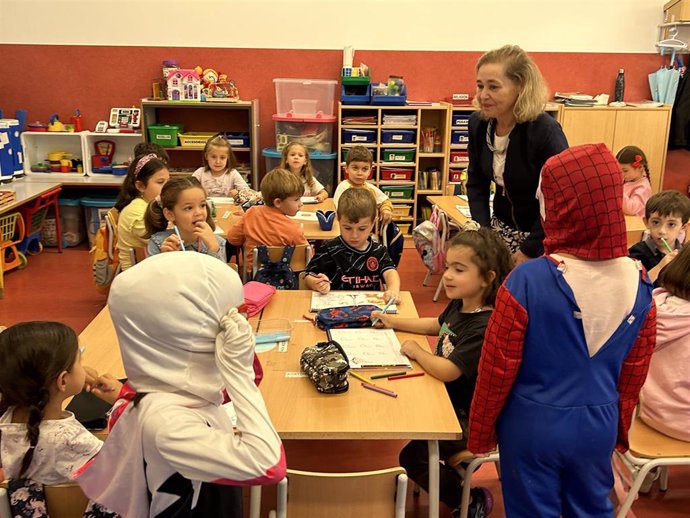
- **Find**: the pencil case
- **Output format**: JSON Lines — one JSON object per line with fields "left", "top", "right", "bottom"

{"left": 300, "top": 340, "right": 350, "bottom": 394}
{"left": 314, "top": 304, "right": 378, "bottom": 330}
{"left": 243, "top": 281, "right": 276, "bottom": 317}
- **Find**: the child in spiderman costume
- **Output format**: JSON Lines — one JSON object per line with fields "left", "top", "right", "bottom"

{"left": 468, "top": 143, "right": 657, "bottom": 518}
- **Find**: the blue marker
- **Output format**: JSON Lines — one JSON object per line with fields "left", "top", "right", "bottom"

{"left": 173, "top": 225, "right": 186, "bottom": 251}
{"left": 371, "top": 297, "right": 395, "bottom": 327}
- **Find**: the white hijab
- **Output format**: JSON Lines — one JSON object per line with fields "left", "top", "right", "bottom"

{"left": 108, "top": 252, "right": 244, "bottom": 404}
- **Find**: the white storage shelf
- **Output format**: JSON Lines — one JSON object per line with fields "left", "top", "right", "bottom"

{"left": 83, "top": 132, "right": 143, "bottom": 176}
{"left": 21, "top": 132, "right": 86, "bottom": 178}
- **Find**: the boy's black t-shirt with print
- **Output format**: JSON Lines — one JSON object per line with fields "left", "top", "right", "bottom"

{"left": 305, "top": 236, "right": 395, "bottom": 290}
{"left": 436, "top": 299, "right": 492, "bottom": 419}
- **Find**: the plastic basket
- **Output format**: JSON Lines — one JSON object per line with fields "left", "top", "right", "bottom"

{"left": 148, "top": 124, "right": 184, "bottom": 147}
{"left": 179, "top": 132, "right": 216, "bottom": 148}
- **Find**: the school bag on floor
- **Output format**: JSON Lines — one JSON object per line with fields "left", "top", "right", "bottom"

{"left": 412, "top": 206, "right": 457, "bottom": 274}
{"left": 91, "top": 208, "right": 120, "bottom": 294}
{"left": 253, "top": 245, "right": 298, "bottom": 290}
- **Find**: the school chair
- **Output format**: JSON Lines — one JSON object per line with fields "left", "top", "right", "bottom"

{"left": 613, "top": 416, "right": 690, "bottom": 518}
{"left": 267, "top": 467, "right": 408, "bottom": 518}
{"left": 249, "top": 244, "right": 312, "bottom": 284}
{"left": 0, "top": 212, "right": 28, "bottom": 299}
{"left": 0, "top": 481, "right": 88, "bottom": 518}
{"left": 447, "top": 449, "right": 500, "bottom": 518}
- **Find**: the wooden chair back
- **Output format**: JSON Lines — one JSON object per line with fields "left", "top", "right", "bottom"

{"left": 275, "top": 467, "right": 407, "bottom": 518}
{"left": 250, "top": 244, "right": 312, "bottom": 280}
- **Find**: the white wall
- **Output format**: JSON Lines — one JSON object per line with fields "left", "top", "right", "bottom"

{"left": 0, "top": 0, "right": 667, "bottom": 53}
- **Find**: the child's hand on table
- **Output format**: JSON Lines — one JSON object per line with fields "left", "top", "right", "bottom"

{"left": 161, "top": 233, "right": 182, "bottom": 252}
{"left": 310, "top": 273, "right": 331, "bottom": 294}
{"left": 383, "top": 290, "right": 401, "bottom": 304}
{"left": 370, "top": 311, "right": 394, "bottom": 329}
{"left": 400, "top": 340, "right": 424, "bottom": 361}
{"left": 316, "top": 192, "right": 328, "bottom": 203}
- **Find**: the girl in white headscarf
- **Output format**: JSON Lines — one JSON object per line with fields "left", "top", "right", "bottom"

{"left": 74, "top": 252, "right": 285, "bottom": 518}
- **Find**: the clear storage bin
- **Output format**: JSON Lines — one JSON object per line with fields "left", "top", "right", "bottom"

{"left": 273, "top": 78, "right": 338, "bottom": 117}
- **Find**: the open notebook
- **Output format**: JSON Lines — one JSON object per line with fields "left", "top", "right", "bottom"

{"left": 310, "top": 291, "right": 398, "bottom": 313}
{"left": 327, "top": 328, "right": 411, "bottom": 369}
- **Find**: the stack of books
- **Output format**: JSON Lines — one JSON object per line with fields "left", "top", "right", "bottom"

{"left": 554, "top": 92, "right": 598, "bottom": 107}
{"left": 382, "top": 114, "right": 417, "bottom": 126}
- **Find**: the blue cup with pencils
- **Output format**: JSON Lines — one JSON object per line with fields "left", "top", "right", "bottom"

{"left": 316, "top": 210, "right": 336, "bottom": 231}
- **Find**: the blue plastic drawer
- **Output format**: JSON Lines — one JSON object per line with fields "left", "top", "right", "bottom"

{"left": 224, "top": 132, "right": 250, "bottom": 148}
{"left": 381, "top": 129, "right": 415, "bottom": 144}
{"left": 452, "top": 113, "right": 470, "bottom": 127}
{"left": 451, "top": 130, "right": 469, "bottom": 145}
{"left": 341, "top": 84, "right": 371, "bottom": 105}
{"left": 342, "top": 128, "right": 376, "bottom": 144}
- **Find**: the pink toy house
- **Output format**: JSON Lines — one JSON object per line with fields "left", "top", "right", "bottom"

{"left": 165, "top": 69, "right": 201, "bottom": 101}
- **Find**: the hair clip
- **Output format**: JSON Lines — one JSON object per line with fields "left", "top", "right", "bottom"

{"left": 632, "top": 154, "right": 643, "bottom": 168}
{"left": 134, "top": 153, "right": 158, "bottom": 177}
{"left": 461, "top": 220, "right": 481, "bottom": 232}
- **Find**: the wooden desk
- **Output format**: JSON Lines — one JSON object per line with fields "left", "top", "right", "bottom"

{"left": 428, "top": 195, "right": 647, "bottom": 249}
{"left": 214, "top": 198, "right": 340, "bottom": 241}
{"left": 77, "top": 291, "right": 459, "bottom": 518}
{"left": 0, "top": 180, "right": 62, "bottom": 215}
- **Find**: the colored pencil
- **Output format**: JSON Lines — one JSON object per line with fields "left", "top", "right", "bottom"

{"left": 350, "top": 370, "right": 376, "bottom": 385}
{"left": 371, "top": 297, "right": 395, "bottom": 326}
{"left": 370, "top": 371, "right": 407, "bottom": 380}
{"left": 387, "top": 371, "right": 425, "bottom": 381}
{"left": 660, "top": 237, "right": 673, "bottom": 253}
{"left": 361, "top": 382, "right": 397, "bottom": 398}
{"left": 173, "top": 225, "right": 186, "bottom": 251}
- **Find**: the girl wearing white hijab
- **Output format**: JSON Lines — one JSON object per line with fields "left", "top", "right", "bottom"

{"left": 75, "top": 252, "right": 285, "bottom": 518}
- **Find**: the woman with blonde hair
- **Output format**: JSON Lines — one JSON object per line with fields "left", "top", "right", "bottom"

{"left": 467, "top": 44, "right": 568, "bottom": 264}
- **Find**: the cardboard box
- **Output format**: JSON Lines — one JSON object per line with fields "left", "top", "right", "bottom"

{"left": 665, "top": 0, "right": 690, "bottom": 21}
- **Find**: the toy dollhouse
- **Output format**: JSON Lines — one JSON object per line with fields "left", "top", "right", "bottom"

{"left": 165, "top": 69, "right": 201, "bottom": 102}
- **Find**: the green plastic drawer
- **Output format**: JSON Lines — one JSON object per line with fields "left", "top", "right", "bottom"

{"left": 381, "top": 185, "right": 414, "bottom": 200}
{"left": 381, "top": 148, "right": 415, "bottom": 163}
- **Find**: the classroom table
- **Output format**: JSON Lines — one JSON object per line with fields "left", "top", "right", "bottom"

{"left": 77, "top": 291, "right": 461, "bottom": 518}
{"left": 0, "top": 179, "right": 63, "bottom": 215}
{"left": 427, "top": 195, "right": 647, "bottom": 249}
{"left": 213, "top": 198, "right": 340, "bottom": 241}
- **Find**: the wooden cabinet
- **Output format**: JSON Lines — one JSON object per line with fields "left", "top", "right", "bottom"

{"left": 560, "top": 105, "right": 672, "bottom": 193}
{"left": 140, "top": 99, "right": 260, "bottom": 189}
{"left": 337, "top": 103, "right": 450, "bottom": 235}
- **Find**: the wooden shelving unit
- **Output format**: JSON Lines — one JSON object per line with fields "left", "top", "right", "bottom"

{"left": 337, "top": 102, "right": 450, "bottom": 235}
{"left": 140, "top": 99, "right": 260, "bottom": 189}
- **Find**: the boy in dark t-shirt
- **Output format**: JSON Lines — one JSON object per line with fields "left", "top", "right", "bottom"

{"left": 304, "top": 188, "right": 401, "bottom": 302}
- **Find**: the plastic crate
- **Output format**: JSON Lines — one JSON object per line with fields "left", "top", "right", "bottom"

{"left": 273, "top": 78, "right": 338, "bottom": 117}
{"left": 381, "top": 185, "right": 414, "bottom": 200}
{"left": 371, "top": 85, "right": 407, "bottom": 106}
{"left": 381, "top": 148, "right": 415, "bottom": 163}
{"left": 450, "top": 151, "right": 469, "bottom": 163}
{"left": 381, "top": 129, "right": 415, "bottom": 144}
{"left": 148, "top": 124, "right": 184, "bottom": 147}
{"left": 397, "top": 223, "right": 411, "bottom": 234}
{"left": 179, "top": 132, "right": 216, "bottom": 148}
{"left": 341, "top": 84, "right": 371, "bottom": 105}
{"left": 45, "top": 197, "right": 84, "bottom": 248}
{"left": 224, "top": 132, "right": 250, "bottom": 148}
{"left": 263, "top": 148, "right": 337, "bottom": 195}
{"left": 451, "top": 130, "right": 469, "bottom": 145}
{"left": 342, "top": 128, "right": 376, "bottom": 144}
{"left": 452, "top": 113, "right": 470, "bottom": 127}
{"left": 273, "top": 115, "right": 336, "bottom": 154}
{"left": 449, "top": 170, "right": 464, "bottom": 183}
{"left": 391, "top": 205, "right": 412, "bottom": 217}
{"left": 380, "top": 167, "right": 413, "bottom": 181}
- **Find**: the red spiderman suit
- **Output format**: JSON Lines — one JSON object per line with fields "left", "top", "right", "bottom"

{"left": 468, "top": 144, "right": 656, "bottom": 518}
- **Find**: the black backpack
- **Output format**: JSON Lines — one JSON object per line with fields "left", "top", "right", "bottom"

{"left": 253, "top": 245, "right": 298, "bottom": 290}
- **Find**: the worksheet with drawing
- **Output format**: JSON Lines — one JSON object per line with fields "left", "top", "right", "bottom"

{"left": 327, "top": 328, "right": 412, "bottom": 369}
{"left": 310, "top": 291, "right": 399, "bottom": 313}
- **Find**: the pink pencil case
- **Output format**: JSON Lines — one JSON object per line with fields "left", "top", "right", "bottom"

{"left": 243, "top": 281, "right": 276, "bottom": 317}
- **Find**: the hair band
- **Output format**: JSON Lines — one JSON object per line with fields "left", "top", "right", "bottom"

{"left": 134, "top": 153, "right": 158, "bottom": 178}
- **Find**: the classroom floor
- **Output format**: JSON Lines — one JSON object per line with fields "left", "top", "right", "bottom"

{"left": 2, "top": 243, "right": 690, "bottom": 517}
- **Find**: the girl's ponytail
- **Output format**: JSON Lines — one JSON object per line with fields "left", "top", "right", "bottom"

{"left": 18, "top": 387, "right": 50, "bottom": 478}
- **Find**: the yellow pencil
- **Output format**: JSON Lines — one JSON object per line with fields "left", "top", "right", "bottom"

{"left": 350, "top": 370, "right": 376, "bottom": 386}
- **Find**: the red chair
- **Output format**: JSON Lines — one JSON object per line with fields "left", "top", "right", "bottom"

{"left": 0, "top": 212, "right": 28, "bottom": 299}
{"left": 18, "top": 186, "right": 62, "bottom": 254}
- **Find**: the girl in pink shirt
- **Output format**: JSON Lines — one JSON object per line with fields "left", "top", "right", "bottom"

{"left": 618, "top": 146, "right": 652, "bottom": 218}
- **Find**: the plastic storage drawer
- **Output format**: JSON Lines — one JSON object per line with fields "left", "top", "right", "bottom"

{"left": 450, "top": 151, "right": 469, "bottom": 163}
{"left": 451, "top": 130, "right": 469, "bottom": 145}
{"left": 342, "top": 128, "right": 376, "bottom": 144}
{"left": 452, "top": 113, "right": 470, "bottom": 127}
{"left": 380, "top": 167, "right": 413, "bottom": 181}
{"left": 381, "top": 185, "right": 414, "bottom": 200}
{"left": 224, "top": 132, "right": 250, "bottom": 148}
{"left": 148, "top": 124, "right": 184, "bottom": 147}
{"left": 397, "top": 223, "right": 412, "bottom": 234}
{"left": 274, "top": 115, "right": 336, "bottom": 153}
{"left": 391, "top": 205, "right": 412, "bottom": 217}
{"left": 381, "top": 129, "right": 415, "bottom": 144}
{"left": 341, "top": 84, "right": 371, "bottom": 105}
{"left": 273, "top": 78, "right": 338, "bottom": 117}
{"left": 381, "top": 148, "right": 415, "bottom": 163}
